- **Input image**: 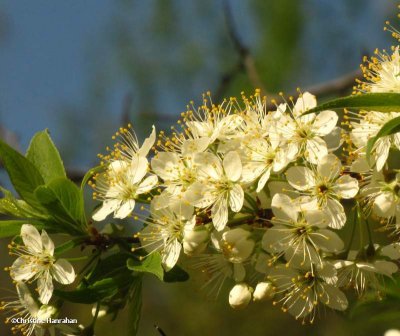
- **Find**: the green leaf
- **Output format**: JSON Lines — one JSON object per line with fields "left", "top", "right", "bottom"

{"left": 0, "top": 187, "right": 46, "bottom": 219}
{"left": 366, "top": 116, "right": 400, "bottom": 163}
{"left": 127, "top": 253, "right": 164, "bottom": 281}
{"left": 26, "top": 129, "right": 66, "bottom": 183}
{"left": 303, "top": 93, "right": 400, "bottom": 115}
{"left": 164, "top": 265, "right": 189, "bottom": 283}
{"left": 88, "top": 253, "right": 132, "bottom": 283}
{"left": 0, "top": 140, "right": 44, "bottom": 208}
{"left": 54, "top": 278, "right": 119, "bottom": 304}
{"left": 128, "top": 277, "right": 142, "bottom": 336}
{"left": 0, "top": 219, "right": 44, "bottom": 238}
{"left": 34, "top": 177, "right": 86, "bottom": 232}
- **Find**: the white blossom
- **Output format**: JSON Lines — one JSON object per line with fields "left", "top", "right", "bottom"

{"left": 186, "top": 151, "right": 244, "bottom": 231}
{"left": 286, "top": 154, "right": 359, "bottom": 229}
{"left": 9, "top": 225, "right": 75, "bottom": 304}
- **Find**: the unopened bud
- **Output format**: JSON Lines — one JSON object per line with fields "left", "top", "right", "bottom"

{"left": 229, "top": 283, "right": 252, "bottom": 309}
{"left": 253, "top": 281, "right": 275, "bottom": 302}
{"left": 221, "top": 228, "right": 255, "bottom": 263}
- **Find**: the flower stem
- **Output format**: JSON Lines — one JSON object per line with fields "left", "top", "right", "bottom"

{"left": 345, "top": 205, "right": 358, "bottom": 255}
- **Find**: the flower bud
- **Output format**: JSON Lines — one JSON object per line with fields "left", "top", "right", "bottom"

{"left": 183, "top": 227, "right": 209, "bottom": 256}
{"left": 221, "top": 228, "right": 255, "bottom": 263}
{"left": 253, "top": 281, "right": 275, "bottom": 302}
{"left": 229, "top": 283, "right": 252, "bottom": 309}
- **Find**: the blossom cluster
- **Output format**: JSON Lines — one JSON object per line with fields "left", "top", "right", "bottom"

{"left": 2, "top": 9, "right": 400, "bottom": 336}
{"left": 89, "top": 40, "right": 400, "bottom": 323}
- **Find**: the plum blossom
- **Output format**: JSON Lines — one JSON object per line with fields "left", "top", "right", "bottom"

{"left": 9, "top": 225, "right": 75, "bottom": 304}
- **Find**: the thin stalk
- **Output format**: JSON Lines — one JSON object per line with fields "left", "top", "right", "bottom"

{"left": 345, "top": 205, "right": 358, "bottom": 255}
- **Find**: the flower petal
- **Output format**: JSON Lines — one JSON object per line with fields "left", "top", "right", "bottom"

{"left": 325, "top": 198, "right": 346, "bottom": 229}
{"left": 313, "top": 111, "right": 338, "bottom": 136}
{"left": 114, "top": 200, "right": 135, "bottom": 219}
{"left": 128, "top": 156, "right": 149, "bottom": 184}
{"left": 41, "top": 230, "right": 54, "bottom": 255}
{"left": 256, "top": 168, "right": 271, "bottom": 192}
{"left": 38, "top": 271, "right": 54, "bottom": 304}
{"left": 10, "top": 256, "right": 37, "bottom": 281}
{"left": 185, "top": 182, "right": 215, "bottom": 208}
{"left": 52, "top": 259, "right": 76, "bottom": 284}
{"left": 92, "top": 199, "right": 121, "bottom": 221}
{"left": 317, "top": 154, "right": 341, "bottom": 180}
{"left": 305, "top": 137, "right": 328, "bottom": 164}
{"left": 136, "top": 175, "right": 158, "bottom": 195}
{"left": 162, "top": 239, "right": 181, "bottom": 271}
{"left": 223, "top": 151, "right": 242, "bottom": 182}
{"left": 138, "top": 125, "right": 156, "bottom": 157}
{"left": 21, "top": 224, "right": 43, "bottom": 254}
{"left": 271, "top": 193, "right": 298, "bottom": 222}
{"left": 212, "top": 197, "right": 229, "bottom": 231}
{"left": 151, "top": 152, "right": 180, "bottom": 181}
{"left": 229, "top": 184, "right": 244, "bottom": 212}
{"left": 310, "top": 229, "right": 344, "bottom": 252}
{"left": 194, "top": 152, "right": 223, "bottom": 180}
{"left": 374, "top": 192, "right": 396, "bottom": 218}
{"left": 16, "top": 283, "right": 39, "bottom": 316}
{"left": 334, "top": 175, "right": 359, "bottom": 199}
{"left": 286, "top": 166, "right": 315, "bottom": 191}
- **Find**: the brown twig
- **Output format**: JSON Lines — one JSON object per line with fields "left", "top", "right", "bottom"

{"left": 215, "top": 0, "right": 269, "bottom": 101}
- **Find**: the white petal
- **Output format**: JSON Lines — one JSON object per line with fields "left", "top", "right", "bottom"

{"left": 181, "top": 138, "right": 210, "bottom": 157}
{"left": 109, "top": 160, "right": 128, "bottom": 174}
{"left": 128, "top": 156, "right": 149, "bottom": 184}
{"left": 256, "top": 168, "right": 271, "bottom": 192}
{"left": 375, "top": 137, "right": 390, "bottom": 172}
{"left": 294, "top": 92, "right": 316, "bottom": 115}
{"left": 194, "top": 152, "right": 223, "bottom": 180}
{"left": 326, "top": 199, "right": 346, "bottom": 229}
{"left": 313, "top": 111, "right": 338, "bottom": 136}
{"left": 373, "top": 260, "right": 398, "bottom": 276}
{"left": 92, "top": 199, "right": 121, "bottom": 221}
{"left": 52, "top": 259, "right": 76, "bottom": 284}
{"left": 151, "top": 152, "right": 180, "bottom": 181}
{"left": 286, "top": 166, "right": 315, "bottom": 191}
{"left": 162, "top": 239, "right": 181, "bottom": 271}
{"left": 317, "top": 154, "right": 341, "bottom": 180}
{"left": 324, "top": 126, "right": 343, "bottom": 151}
{"left": 321, "top": 284, "right": 348, "bottom": 311}
{"left": 304, "top": 210, "right": 329, "bottom": 228}
{"left": 271, "top": 193, "right": 298, "bottom": 222}
{"left": 10, "top": 256, "right": 37, "bottom": 281}
{"left": 38, "top": 272, "right": 54, "bottom": 304}
{"left": 16, "top": 283, "right": 39, "bottom": 316}
{"left": 185, "top": 182, "right": 215, "bottom": 208}
{"left": 374, "top": 193, "right": 396, "bottom": 217}
{"left": 114, "top": 200, "right": 135, "bottom": 219}
{"left": 21, "top": 224, "right": 43, "bottom": 254}
{"left": 136, "top": 175, "right": 158, "bottom": 195}
{"left": 212, "top": 197, "right": 229, "bottom": 231}
{"left": 334, "top": 175, "right": 359, "bottom": 199}
{"left": 229, "top": 185, "right": 244, "bottom": 212}
{"left": 223, "top": 151, "right": 242, "bottom": 182}
{"left": 305, "top": 138, "right": 328, "bottom": 164}
{"left": 216, "top": 115, "right": 244, "bottom": 138}
{"left": 381, "top": 243, "right": 400, "bottom": 260}
{"left": 310, "top": 229, "right": 344, "bottom": 252}
{"left": 138, "top": 125, "right": 156, "bottom": 156}
{"left": 41, "top": 230, "right": 54, "bottom": 255}
{"left": 261, "top": 226, "right": 287, "bottom": 253}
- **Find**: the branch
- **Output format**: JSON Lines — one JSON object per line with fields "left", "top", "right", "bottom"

{"left": 215, "top": 0, "right": 268, "bottom": 101}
